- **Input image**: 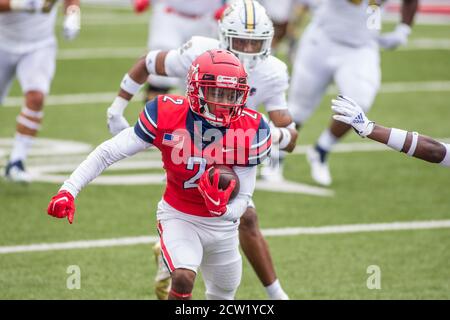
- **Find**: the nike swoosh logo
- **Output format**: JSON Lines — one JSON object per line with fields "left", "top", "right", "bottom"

{"left": 204, "top": 192, "right": 220, "bottom": 206}
{"left": 52, "top": 197, "right": 68, "bottom": 212}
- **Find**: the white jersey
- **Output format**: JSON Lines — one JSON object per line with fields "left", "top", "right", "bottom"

{"left": 163, "top": 0, "right": 224, "bottom": 17}
{"left": 0, "top": 8, "right": 57, "bottom": 54}
{"left": 260, "top": 0, "right": 319, "bottom": 23}
{"left": 160, "top": 36, "right": 289, "bottom": 112}
{"left": 311, "top": 0, "right": 383, "bottom": 47}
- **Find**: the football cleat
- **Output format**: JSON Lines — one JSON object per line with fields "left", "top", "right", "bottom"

{"left": 306, "top": 147, "right": 332, "bottom": 186}
{"left": 4, "top": 160, "right": 32, "bottom": 183}
{"left": 42, "top": 0, "right": 58, "bottom": 13}
{"left": 260, "top": 161, "right": 284, "bottom": 183}
{"left": 153, "top": 241, "right": 171, "bottom": 300}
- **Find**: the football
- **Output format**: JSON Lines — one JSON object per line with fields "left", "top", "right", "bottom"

{"left": 208, "top": 165, "right": 240, "bottom": 200}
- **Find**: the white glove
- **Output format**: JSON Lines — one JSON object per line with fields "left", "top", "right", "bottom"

{"left": 63, "top": 5, "right": 81, "bottom": 41}
{"left": 331, "top": 95, "right": 375, "bottom": 138}
{"left": 377, "top": 23, "right": 411, "bottom": 50}
{"left": 107, "top": 97, "right": 130, "bottom": 136}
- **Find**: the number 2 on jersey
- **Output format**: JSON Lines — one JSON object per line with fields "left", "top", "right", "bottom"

{"left": 163, "top": 95, "right": 184, "bottom": 105}
{"left": 183, "top": 157, "right": 207, "bottom": 189}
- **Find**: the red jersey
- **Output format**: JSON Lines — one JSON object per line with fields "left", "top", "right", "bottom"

{"left": 134, "top": 94, "right": 271, "bottom": 217}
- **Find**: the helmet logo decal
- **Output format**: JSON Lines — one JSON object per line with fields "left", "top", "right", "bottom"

{"left": 244, "top": 0, "right": 255, "bottom": 30}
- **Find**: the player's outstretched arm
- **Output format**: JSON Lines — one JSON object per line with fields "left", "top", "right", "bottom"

{"left": 267, "top": 110, "right": 298, "bottom": 153}
{"left": 331, "top": 95, "right": 450, "bottom": 167}
{"left": 47, "top": 127, "right": 152, "bottom": 224}
{"left": 107, "top": 51, "right": 169, "bottom": 136}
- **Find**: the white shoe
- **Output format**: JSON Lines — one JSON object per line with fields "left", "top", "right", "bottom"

{"left": 4, "top": 160, "right": 32, "bottom": 183}
{"left": 306, "top": 147, "right": 332, "bottom": 186}
{"left": 153, "top": 241, "right": 171, "bottom": 300}
{"left": 260, "top": 163, "right": 284, "bottom": 183}
{"left": 271, "top": 291, "right": 290, "bottom": 300}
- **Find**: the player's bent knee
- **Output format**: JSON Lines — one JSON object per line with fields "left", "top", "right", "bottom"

{"left": 170, "top": 268, "right": 196, "bottom": 293}
{"left": 25, "top": 91, "right": 45, "bottom": 110}
{"left": 239, "top": 207, "right": 260, "bottom": 236}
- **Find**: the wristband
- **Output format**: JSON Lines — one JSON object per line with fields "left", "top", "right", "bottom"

{"left": 387, "top": 128, "right": 407, "bottom": 151}
{"left": 109, "top": 96, "right": 129, "bottom": 115}
{"left": 279, "top": 127, "right": 292, "bottom": 150}
{"left": 120, "top": 74, "right": 142, "bottom": 95}
{"left": 406, "top": 132, "right": 419, "bottom": 156}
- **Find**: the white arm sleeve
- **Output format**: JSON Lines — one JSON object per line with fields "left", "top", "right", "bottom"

{"left": 164, "top": 36, "right": 220, "bottom": 78}
{"left": 60, "top": 127, "right": 152, "bottom": 197}
{"left": 221, "top": 165, "right": 257, "bottom": 222}
{"left": 264, "top": 91, "right": 288, "bottom": 112}
{"left": 440, "top": 143, "right": 450, "bottom": 167}
{"left": 262, "top": 59, "right": 289, "bottom": 112}
{"left": 164, "top": 49, "right": 191, "bottom": 78}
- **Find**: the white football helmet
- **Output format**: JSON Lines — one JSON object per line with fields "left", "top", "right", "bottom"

{"left": 219, "top": 0, "right": 274, "bottom": 71}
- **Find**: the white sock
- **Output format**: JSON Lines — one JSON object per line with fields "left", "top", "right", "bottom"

{"left": 9, "top": 133, "right": 34, "bottom": 163}
{"left": 317, "top": 129, "right": 338, "bottom": 152}
{"left": 265, "top": 279, "right": 289, "bottom": 300}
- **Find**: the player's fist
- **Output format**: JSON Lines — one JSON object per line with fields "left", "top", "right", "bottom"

{"left": 63, "top": 5, "right": 81, "bottom": 41}
{"left": 331, "top": 95, "right": 374, "bottom": 137}
{"left": 133, "top": 0, "right": 150, "bottom": 14}
{"left": 107, "top": 107, "right": 130, "bottom": 136}
{"left": 198, "top": 168, "right": 236, "bottom": 217}
{"left": 47, "top": 190, "right": 76, "bottom": 224}
{"left": 377, "top": 23, "right": 411, "bottom": 50}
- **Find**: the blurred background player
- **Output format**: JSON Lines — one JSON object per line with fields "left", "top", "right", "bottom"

{"left": 133, "top": 0, "right": 226, "bottom": 101}
{"left": 0, "top": 0, "right": 81, "bottom": 182}
{"left": 331, "top": 95, "right": 450, "bottom": 167}
{"left": 288, "top": 0, "right": 418, "bottom": 186}
{"left": 107, "top": 0, "right": 296, "bottom": 300}
{"left": 48, "top": 49, "right": 270, "bottom": 300}
{"left": 259, "top": 0, "right": 320, "bottom": 58}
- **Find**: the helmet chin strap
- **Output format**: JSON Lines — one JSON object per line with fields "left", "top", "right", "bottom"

{"left": 200, "top": 100, "right": 226, "bottom": 127}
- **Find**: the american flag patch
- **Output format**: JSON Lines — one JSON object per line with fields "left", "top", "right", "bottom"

{"left": 162, "top": 133, "right": 183, "bottom": 147}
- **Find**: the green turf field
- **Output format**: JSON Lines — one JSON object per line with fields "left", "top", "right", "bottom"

{"left": 0, "top": 5, "right": 449, "bottom": 299}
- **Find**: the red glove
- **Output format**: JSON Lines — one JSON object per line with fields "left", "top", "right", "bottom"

{"left": 47, "top": 190, "right": 76, "bottom": 224}
{"left": 133, "top": 0, "right": 150, "bottom": 14}
{"left": 214, "top": 4, "right": 229, "bottom": 20}
{"left": 197, "top": 168, "right": 236, "bottom": 216}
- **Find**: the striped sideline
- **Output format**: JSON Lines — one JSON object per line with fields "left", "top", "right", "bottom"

{"left": 1, "top": 219, "right": 449, "bottom": 254}
{"left": 3, "top": 81, "right": 450, "bottom": 107}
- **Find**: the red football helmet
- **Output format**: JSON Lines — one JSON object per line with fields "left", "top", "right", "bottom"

{"left": 187, "top": 49, "right": 249, "bottom": 127}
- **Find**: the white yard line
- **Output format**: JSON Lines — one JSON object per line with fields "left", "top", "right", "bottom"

{"left": 1, "top": 219, "right": 449, "bottom": 254}
{"left": 403, "top": 38, "right": 450, "bottom": 50}
{"left": 55, "top": 39, "right": 450, "bottom": 61}
{"left": 57, "top": 47, "right": 146, "bottom": 60}
{"left": 3, "top": 81, "right": 450, "bottom": 107}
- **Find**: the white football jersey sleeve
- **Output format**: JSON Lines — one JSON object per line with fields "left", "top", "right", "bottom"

{"left": 164, "top": 36, "right": 220, "bottom": 78}
{"left": 311, "top": 0, "right": 381, "bottom": 47}
{"left": 246, "top": 56, "right": 289, "bottom": 112}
